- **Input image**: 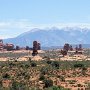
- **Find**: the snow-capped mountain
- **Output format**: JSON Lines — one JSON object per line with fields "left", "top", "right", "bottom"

{"left": 3, "top": 27, "right": 90, "bottom": 47}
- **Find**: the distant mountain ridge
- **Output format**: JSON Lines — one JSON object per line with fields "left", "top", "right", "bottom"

{"left": 3, "top": 27, "right": 90, "bottom": 47}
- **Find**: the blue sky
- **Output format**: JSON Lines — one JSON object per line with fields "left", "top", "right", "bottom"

{"left": 0, "top": 0, "right": 90, "bottom": 38}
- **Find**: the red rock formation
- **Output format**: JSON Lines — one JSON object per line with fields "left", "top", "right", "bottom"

{"left": 0, "top": 39, "right": 4, "bottom": 50}
{"left": 4, "top": 43, "right": 14, "bottom": 51}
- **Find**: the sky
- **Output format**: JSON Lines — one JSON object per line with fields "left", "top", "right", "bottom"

{"left": 0, "top": 0, "right": 90, "bottom": 38}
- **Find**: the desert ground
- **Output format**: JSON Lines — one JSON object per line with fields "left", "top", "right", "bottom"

{"left": 0, "top": 49, "right": 90, "bottom": 90}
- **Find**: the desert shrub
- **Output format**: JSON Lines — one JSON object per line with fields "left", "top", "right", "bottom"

{"left": 3, "top": 73, "right": 10, "bottom": 79}
{"left": 59, "top": 76, "right": 65, "bottom": 82}
{"left": 51, "top": 61, "right": 60, "bottom": 69}
{"left": 87, "top": 83, "right": 90, "bottom": 90}
{"left": 19, "top": 64, "right": 24, "bottom": 68}
{"left": 45, "top": 85, "right": 71, "bottom": 90}
{"left": 74, "top": 63, "right": 84, "bottom": 68}
{"left": 28, "top": 57, "right": 31, "bottom": 62}
{"left": 68, "top": 80, "right": 76, "bottom": 84}
{"left": 9, "top": 62, "right": 16, "bottom": 68}
{"left": 77, "top": 88, "right": 80, "bottom": 90}
{"left": 43, "top": 56, "right": 50, "bottom": 60}
{"left": 82, "top": 67, "right": 87, "bottom": 70}
{"left": 43, "top": 79, "right": 53, "bottom": 88}
{"left": 40, "top": 67, "right": 49, "bottom": 75}
{"left": 46, "top": 60, "right": 52, "bottom": 64}
{"left": 39, "top": 74, "right": 45, "bottom": 81}
{"left": 45, "top": 86, "right": 60, "bottom": 90}
{"left": 11, "top": 81, "right": 26, "bottom": 90}
{"left": 0, "top": 80, "right": 2, "bottom": 88}
{"left": 24, "top": 73, "right": 30, "bottom": 80}
{"left": 25, "top": 64, "right": 30, "bottom": 68}
{"left": 31, "top": 62, "right": 37, "bottom": 67}
{"left": 77, "top": 84, "right": 82, "bottom": 87}
{"left": 21, "top": 72, "right": 26, "bottom": 76}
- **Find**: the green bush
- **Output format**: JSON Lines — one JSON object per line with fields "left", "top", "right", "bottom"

{"left": 39, "top": 74, "right": 45, "bottom": 81}
{"left": 74, "top": 63, "right": 84, "bottom": 68}
{"left": 45, "top": 86, "right": 71, "bottom": 90}
{"left": 11, "top": 81, "right": 27, "bottom": 90}
{"left": 31, "top": 62, "right": 37, "bottom": 67}
{"left": 3, "top": 73, "right": 10, "bottom": 79}
{"left": 51, "top": 61, "right": 60, "bottom": 69}
{"left": 40, "top": 67, "right": 49, "bottom": 75}
{"left": 59, "top": 76, "right": 65, "bottom": 82}
{"left": 43, "top": 79, "right": 53, "bottom": 88}
{"left": 46, "top": 60, "right": 52, "bottom": 64}
{"left": 25, "top": 64, "right": 30, "bottom": 68}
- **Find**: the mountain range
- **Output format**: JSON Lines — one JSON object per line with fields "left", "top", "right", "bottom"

{"left": 3, "top": 27, "right": 90, "bottom": 47}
